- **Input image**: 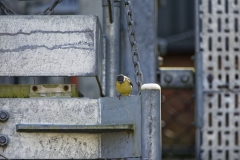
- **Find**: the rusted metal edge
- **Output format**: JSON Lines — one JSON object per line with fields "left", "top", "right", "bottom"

{"left": 16, "top": 124, "right": 134, "bottom": 133}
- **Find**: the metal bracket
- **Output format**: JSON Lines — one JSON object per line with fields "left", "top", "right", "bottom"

{"left": 0, "top": 15, "right": 102, "bottom": 77}
{"left": 158, "top": 67, "right": 195, "bottom": 89}
{"left": 0, "top": 96, "right": 141, "bottom": 159}
{"left": 0, "top": 15, "right": 104, "bottom": 96}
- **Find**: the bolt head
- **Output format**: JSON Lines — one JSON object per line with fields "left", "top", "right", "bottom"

{"left": 0, "top": 134, "right": 8, "bottom": 146}
{"left": 181, "top": 75, "right": 189, "bottom": 83}
{"left": 0, "top": 110, "right": 9, "bottom": 122}
{"left": 164, "top": 74, "right": 172, "bottom": 83}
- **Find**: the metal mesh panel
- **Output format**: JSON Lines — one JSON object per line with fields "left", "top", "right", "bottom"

{"left": 199, "top": 0, "right": 240, "bottom": 159}
{"left": 162, "top": 89, "right": 195, "bottom": 158}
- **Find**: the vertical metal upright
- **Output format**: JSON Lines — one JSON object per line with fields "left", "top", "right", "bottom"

{"left": 102, "top": 0, "right": 121, "bottom": 97}
{"left": 141, "top": 84, "right": 161, "bottom": 160}
{"left": 195, "top": 0, "right": 203, "bottom": 159}
{"left": 196, "top": 0, "right": 240, "bottom": 159}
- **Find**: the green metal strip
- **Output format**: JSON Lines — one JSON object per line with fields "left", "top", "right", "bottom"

{"left": 0, "top": 84, "right": 78, "bottom": 98}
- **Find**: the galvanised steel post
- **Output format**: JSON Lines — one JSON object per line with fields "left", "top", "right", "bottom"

{"left": 195, "top": 0, "right": 203, "bottom": 159}
{"left": 102, "top": 0, "right": 121, "bottom": 97}
{"left": 141, "top": 84, "right": 161, "bottom": 160}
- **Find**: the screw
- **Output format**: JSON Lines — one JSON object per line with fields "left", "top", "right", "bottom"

{"left": 0, "top": 110, "right": 9, "bottom": 122}
{"left": 32, "top": 86, "right": 38, "bottom": 92}
{"left": 0, "top": 134, "right": 8, "bottom": 146}
{"left": 181, "top": 75, "right": 189, "bottom": 83}
{"left": 164, "top": 74, "right": 172, "bottom": 83}
{"left": 63, "top": 85, "right": 69, "bottom": 91}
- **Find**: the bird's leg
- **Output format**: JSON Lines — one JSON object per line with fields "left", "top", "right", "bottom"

{"left": 117, "top": 94, "right": 122, "bottom": 100}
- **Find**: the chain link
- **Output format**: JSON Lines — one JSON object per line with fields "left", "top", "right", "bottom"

{"left": 0, "top": 0, "right": 62, "bottom": 15}
{"left": 39, "top": 0, "right": 62, "bottom": 15}
{"left": 0, "top": 0, "right": 16, "bottom": 15}
{"left": 124, "top": 0, "right": 144, "bottom": 94}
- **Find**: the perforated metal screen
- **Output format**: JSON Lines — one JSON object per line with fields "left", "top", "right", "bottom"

{"left": 198, "top": 0, "right": 240, "bottom": 159}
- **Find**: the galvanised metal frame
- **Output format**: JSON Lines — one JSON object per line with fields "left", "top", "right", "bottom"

{"left": 195, "top": 0, "right": 203, "bottom": 159}
{"left": 0, "top": 15, "right": 104, "bottom": 95}
{"left": 0, "top": 15, "right": 102, "bottom": 78}
{"left": 0, "top": 1, "right": 161, "bottom": 159}
{"left": 196, "top": 0, "right": 240, "bottom": 159}
{"left": 0, "top": 87, "right": 161, "bottom": 159}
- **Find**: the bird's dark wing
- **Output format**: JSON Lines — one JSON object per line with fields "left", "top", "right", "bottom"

{"left": 124, "top": 76, "right": 133, "bottom": 87}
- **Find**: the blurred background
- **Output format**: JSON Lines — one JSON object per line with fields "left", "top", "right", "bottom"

{"left": 0, "top": 0, "right": 195, "bottom": 159}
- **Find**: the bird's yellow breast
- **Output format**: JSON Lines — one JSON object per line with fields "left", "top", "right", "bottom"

{"left": 115, "top": 80, "right": 133, "bottom": 96}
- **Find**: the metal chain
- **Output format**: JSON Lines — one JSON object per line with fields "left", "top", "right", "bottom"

{"left": 124, "top": 0, "right": 144, "bottom": 93}
{"left": 0, "top": 0, "right": 62, "bottom": 15}
{"left": 0, "top": 0, "right": 16, "bottom": 15}
{"left": 39, "top": 0, "right": 63, "bottom": 15}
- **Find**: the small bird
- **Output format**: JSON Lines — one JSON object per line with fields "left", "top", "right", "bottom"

{"left": 115, "top": 74, "right": 133, "bottom": 99}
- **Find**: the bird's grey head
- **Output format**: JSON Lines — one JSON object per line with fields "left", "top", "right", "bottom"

{"left": 116, "top": 74, "right": 124, "bottom": 83}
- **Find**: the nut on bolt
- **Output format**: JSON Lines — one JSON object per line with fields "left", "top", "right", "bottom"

{"left": 181, "top": 75, "right": 189, "bottom": 83}
{"left": 164, "top": 74, "right": 172, "bottom": 83}
{"left": 0, "top": 110, "right": 9, "bottom": 122}
{"left": 0, "top": 134, "right": 9, "bottom": 146}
